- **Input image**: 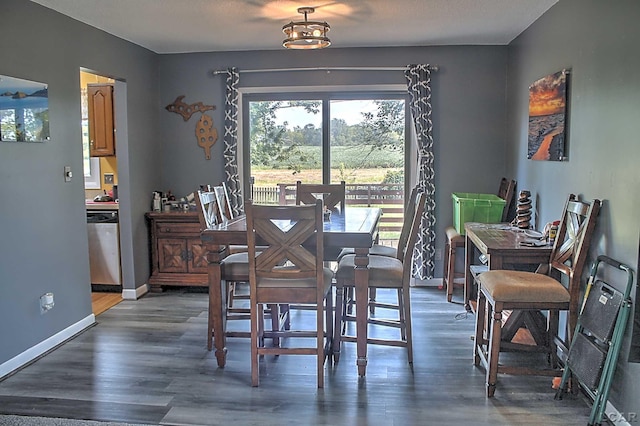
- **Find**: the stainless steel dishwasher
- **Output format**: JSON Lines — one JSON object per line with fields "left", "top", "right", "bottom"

{"left": 87, "top": 209, "right": 122, "bottom": 286}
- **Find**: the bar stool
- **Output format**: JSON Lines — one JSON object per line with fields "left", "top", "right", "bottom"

{"left": 443, "top": 226, "right": 465, "bottom": 302}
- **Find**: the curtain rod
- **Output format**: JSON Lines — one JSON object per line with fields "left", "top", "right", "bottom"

{"left": 210, "top": 65, "right": 438, "bottom": 76}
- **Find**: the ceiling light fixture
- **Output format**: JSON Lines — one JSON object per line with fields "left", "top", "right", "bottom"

{"left": 282, "top": 7, "right": 331, "bottom": 50}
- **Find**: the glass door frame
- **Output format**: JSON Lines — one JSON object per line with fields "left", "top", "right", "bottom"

{"left": 241, "top": 89, "right": 412, "bottom": 196}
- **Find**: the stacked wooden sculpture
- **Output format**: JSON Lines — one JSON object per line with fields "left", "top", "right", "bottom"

{"left": 515, "top": 190, "right": 532, "bottom": 229}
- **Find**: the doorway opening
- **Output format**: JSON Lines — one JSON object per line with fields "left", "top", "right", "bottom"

{"left": 80, "top": 70, "right": 123, "bottom": 314}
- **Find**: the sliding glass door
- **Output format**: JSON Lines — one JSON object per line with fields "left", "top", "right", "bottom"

{"left": 244, "top": 92, "right": 407, "bottom": 242}
{"left": 246, "top": 94, "right": 405, "bottom": 184}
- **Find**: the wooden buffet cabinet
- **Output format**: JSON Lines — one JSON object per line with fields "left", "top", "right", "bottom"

{"left": 145, "top": 211, "right": 208, "bottom": 291}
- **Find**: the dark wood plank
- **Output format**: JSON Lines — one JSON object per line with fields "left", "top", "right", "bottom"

{"left": 0, "top": 287, "right": 593, "bottom": 425}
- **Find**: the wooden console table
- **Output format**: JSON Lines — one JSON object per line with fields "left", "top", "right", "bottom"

{"left": 464, "top": 222, "right": 552, "bottom": 311}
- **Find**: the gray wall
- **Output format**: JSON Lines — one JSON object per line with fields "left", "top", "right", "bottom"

{"left": 506, "top": 0, "right": 640, "bottom": 416}
{"left": 8, "top": 0, "right": 637, "bottom": 419}
{"left": 158, "top": 46, "right": 509, "bottom": 269}
{"left": 0, "top": 0, "right": 159, "bottom": 366}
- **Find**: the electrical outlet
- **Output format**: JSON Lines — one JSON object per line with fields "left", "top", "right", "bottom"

{"left": 40, "top": 293, "right": 54, "bottom": 314}
{"left": 104, "top": 173, "right": 114, "bottom": 184}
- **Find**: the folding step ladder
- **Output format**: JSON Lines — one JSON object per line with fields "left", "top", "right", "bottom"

{"left": 555, "top": 255, "right": 634, "bottom": 426}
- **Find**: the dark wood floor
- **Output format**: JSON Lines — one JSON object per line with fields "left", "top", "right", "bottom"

{"left": 0, "top": 286, "right": 593, "bottom": 425}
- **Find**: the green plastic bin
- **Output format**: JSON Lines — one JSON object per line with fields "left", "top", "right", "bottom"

{"left": 452, "top": 192, "right": 506, "bottom": 235}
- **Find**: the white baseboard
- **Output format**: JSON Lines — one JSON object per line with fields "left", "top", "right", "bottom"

{"left": 122, "top": 284, "right": 148, "bottom": 300}
{"left": 0, "top": 314, "right": 95, "bottom": 380}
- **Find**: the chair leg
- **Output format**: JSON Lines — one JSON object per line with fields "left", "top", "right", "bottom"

{"left": 486, "top": 302, "right": 503, "bottom": 397}
{"left": 267, "top": 304, "right": 280, "bottom": 347}
{"left": 473, "top": 290, "right": 486, "bottom": 367}
{"left": 332, "top": 283, "right": 345, "bottom": 363}
{"left": 227, "top": 282, "right": 235, "bottom": 309}
{"left": 397, "top": 288, "right": 406, "bottom": 341}
{"left": 369, "top": 288, "right": 377, "bottom": 315}
{"left": 251, "top": 302, "right": 260, "bottom": 387}
{"left": 548, "top": 309, "right": 559, "bottom": 368}
{"left": 443, "top": 239, "right": 451, "bottom": 296}
{"left": 402, "top": 287, "right": 413, "bottom": 364}
{"left": 446, "top": 241, "right": 456, "bottom": 302}
{"left": 317, "top": 298, "right": 325, "bottom": 388}
{"left": 324, "top": 287, "right": 334, "bottom": 364}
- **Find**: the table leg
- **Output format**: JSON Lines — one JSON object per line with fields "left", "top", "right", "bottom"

{"left": 207, "top": 244, "right": 228, "bottom": 367}
{"left": 354, "top": 247, "right": 370, "bottom": 377}
{"left": 464, "top": 234, "right": 474, "bottom": 312}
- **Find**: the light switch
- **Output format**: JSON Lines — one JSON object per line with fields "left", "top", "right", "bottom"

{"left": 104, "top": 173, "right": 114, "bottom": 184}
{"left": 64, "top": 166, "right": 72, "bottom": 182}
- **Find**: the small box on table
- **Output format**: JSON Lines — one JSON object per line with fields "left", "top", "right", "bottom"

{"left": 452, "top": 192, "right": 506, "bottom": 235}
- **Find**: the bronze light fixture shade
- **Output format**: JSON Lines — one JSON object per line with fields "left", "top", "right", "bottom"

{"left": 282, "top": 7, "right": 331, "bottom": 50}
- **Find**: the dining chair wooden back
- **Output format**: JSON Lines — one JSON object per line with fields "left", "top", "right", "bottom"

{"left": 296, "top": 181, "right": 346, "bottom": 213}
{"left": 195, "top": 189, "right": 219, "bottom": 230}
{"left": 334, "top": 192, "right": 426, "bottom": 364}
{"left": 195, "top": 189, "right": 283, "bottom": 348}
{"left": 338, "top": 185, "right": 420, "bottom": 261}
{"left": 214, "top": 184, "right": 234, "bottom": 222}
{"left": 473, "top": 194, "right": 601, "bottom": 397}
{"left": 245, "top": 199, "right": 334, "bottom": 388}
{"left": 295, "top": 180, "right": 346, "bottom": 262}
{"left": 497, "top": 177, "right": 517, "bottom": 222}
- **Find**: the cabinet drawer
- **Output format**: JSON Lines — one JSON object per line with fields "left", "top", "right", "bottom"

{"left": 156, "top": 222, "right": 201, "bottom": 236}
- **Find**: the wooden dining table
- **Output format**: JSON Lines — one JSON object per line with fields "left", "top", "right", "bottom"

{"left": 200, "top": 206, "right": 382, "bottom": 377}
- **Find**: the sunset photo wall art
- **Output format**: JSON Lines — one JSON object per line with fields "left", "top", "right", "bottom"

{"left": 527, "top": 69, "right": 569, "bottom": 161}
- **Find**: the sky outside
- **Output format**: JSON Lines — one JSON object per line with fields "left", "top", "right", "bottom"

{"left": 275, "top": 99, "right": 377, "bottom": 128}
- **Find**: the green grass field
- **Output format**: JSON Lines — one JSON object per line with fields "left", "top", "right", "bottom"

{"left": 252, "top": 144, "right": 404, "bottom": 185}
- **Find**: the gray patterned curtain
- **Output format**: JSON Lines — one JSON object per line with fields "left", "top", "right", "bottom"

{"left": 224, "top": 67, "right": 242, "bottom": 216}
{"left": 405, "top": 64, "right": 436, "bottom": 279}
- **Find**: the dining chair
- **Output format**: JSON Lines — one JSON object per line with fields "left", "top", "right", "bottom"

{"left": 196, "top": 189, "right": 219, "bottom": 230}
{"left": 473, "top": 194, "right": 601, "bottom": 397}
{"left": 245, "top": 199, "right": 334, "bottom": 387}
{"left": 443, "top": 177, "right": 516, "bottom": 302}
{"left": 195, "top": 189, "right": 284, "bottom": 343}
{"left": 295, "top": 180, "right": 346, "bottom": 214}
{"left": 214, "top": 184, "right": 234, "bottom": 223}
{"left": 333, "top": 192, "right": 426, "bottom": 364}
{"left": 337, "top": 185, "right": 420, "bottom": 315}
{"left": 295, "top": 180, "right": 346, "bottom": 262}
{"left": 212, "top": 182, "right": 251, "bottom": 309}
{"left": 338, "top": 185, "right": 420, "bottom": 260}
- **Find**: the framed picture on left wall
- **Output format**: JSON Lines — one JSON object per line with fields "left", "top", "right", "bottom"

{"left": 527, "top": 69, "right": 569, "bottom": 161}
{"left": 0, "top": 75, "right": 49, "bottom": 142}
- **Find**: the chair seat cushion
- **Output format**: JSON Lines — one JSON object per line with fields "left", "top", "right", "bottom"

{"left": 477, "top": 270, "right": 570, "bottom": 303}
{"left": 221, "top": 252, "right": 251, "bottom": 278}
{"left": 336, "top": 254, "right": 403, "bottom": 288}
{"left": 445, "top": 226, "right": 464, "bottom": 244}
{"left": 257, "top": 267, "right": 334, "bottom": 294}
{"left": 337, "top": 244, "right": 398, "bottom": 260}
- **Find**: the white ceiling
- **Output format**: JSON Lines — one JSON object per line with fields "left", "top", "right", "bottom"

{"left": 30, "top": 0, "right": 558, "bottom": 54}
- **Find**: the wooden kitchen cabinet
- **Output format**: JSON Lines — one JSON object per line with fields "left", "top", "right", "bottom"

{"left": 146, "top": 211, "right": 208, "bottom": 291}
{"left": 88, "top": 84, "right": 115, "bottom": 157}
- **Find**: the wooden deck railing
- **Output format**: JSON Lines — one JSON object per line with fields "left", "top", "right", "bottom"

{"left": 251, "top": 183, "right": 405, "bottom": 243}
